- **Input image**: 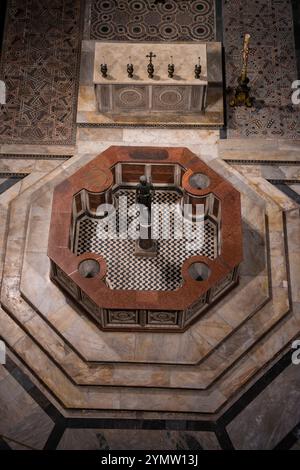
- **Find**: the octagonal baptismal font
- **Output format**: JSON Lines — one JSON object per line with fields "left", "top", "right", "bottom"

{"left": 48, "top": 146, "right": 242, "bottom": 332}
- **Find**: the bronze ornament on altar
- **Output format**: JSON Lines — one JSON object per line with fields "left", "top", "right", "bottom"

{"left": 230, "top": 34, "right": 254, "bottom": 108}
{"left": 168, "top": 56, "right": 175, "bottom": 79}
{"left": 127, "top": 59, "right": 134, "bottom": 79}
{"left": 100, "top": 62, "right": 108, "bottom": 78}
{"left": 194, "top": 57, "right": 202, "bottom": 79}
{"left": 146, "top": 51, "right": 156, "bottom": 79}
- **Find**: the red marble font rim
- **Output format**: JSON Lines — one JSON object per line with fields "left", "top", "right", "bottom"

{"left": 47, "top": 146, "right": 243, "bottom": 312}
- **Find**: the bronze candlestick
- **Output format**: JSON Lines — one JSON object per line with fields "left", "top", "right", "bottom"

{"left": 100, "top": 63, "right": 108, "bottom": 78}
{"left": 168, "top": 56, "right": 175, "bottom": 78}
{"left": 194, "top": 57, "right": 201, "bottom": 79}
{"left": 127, "top": 57, "right": 134, "bottom": 78}
{"left": 230, "top": 34, "right": 253, "bottom": 107}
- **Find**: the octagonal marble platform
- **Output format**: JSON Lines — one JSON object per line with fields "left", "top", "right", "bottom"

{"left": 0, "top": 145, "right": 299, "bottom": 422}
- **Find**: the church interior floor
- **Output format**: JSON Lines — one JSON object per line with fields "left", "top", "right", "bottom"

{"left": 0, "top": 0, "right": 300, "bottom": 452}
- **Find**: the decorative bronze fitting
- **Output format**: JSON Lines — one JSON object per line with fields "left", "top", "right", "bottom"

{"left": 168, "top": 56, "right": 175, "bottom": 78}
{"left": 100, "top": 63, "right": 108, "bottom": 78}
{"left": 127, "top": 62, "right": 134, "bottom": 78}
{"left": 194, "top": 57, "right": 201, "bottom": 79}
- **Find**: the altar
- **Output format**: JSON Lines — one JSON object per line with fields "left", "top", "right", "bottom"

{"left": 94, "top": 42, "right": 208, "bottom": 115}
{"left": 77, "top": 41, "right": 224, "bottom": 128}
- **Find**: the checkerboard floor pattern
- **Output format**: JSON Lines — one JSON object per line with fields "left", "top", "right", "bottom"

{"left": 75, "top": 190, "right": 217, "bottom": 291}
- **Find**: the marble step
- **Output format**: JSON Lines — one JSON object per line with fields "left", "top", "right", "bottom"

{"left": 0, "top": 144, "right": 75, "bottom": 157}
{"left": 0, "top": 151, "right": 299, "bottom": 414}
{"left": 220, "top": 138, "right": 300, "bottom": 151}
{"left": 2, "top": 178, "right": 290, "bottom": 392}
{"left": 16, "top": 197, "right": 289, "bottom": 390}
{"left": 0, "top": 149, "right": 290, "bottom": 388}
{"left": 220, "top": 149, "right": 300, "bottom": 162}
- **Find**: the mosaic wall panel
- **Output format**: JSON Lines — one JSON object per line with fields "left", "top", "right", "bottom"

{"left": 0, "top": 0, "right": 83, "bottom": 145}
{"left": 90, "top": 0, "right": 216, "bottom": 42}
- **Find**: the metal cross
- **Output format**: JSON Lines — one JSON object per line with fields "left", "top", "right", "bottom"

{"left": 146, "top": 52, "right": 156, "bottom": 64}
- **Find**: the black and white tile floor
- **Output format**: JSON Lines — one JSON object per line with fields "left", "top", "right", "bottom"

{"left": 75, "top": 189, "right": 217, "bottom": 291}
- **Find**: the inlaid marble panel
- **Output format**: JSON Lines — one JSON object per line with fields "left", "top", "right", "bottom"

{"left": 0, "top": 0, "right": 83, "bottom": 145}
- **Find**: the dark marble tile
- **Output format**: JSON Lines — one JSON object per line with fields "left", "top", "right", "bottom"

{"left": 227, "top": 364, "right": 300, "bottom": 449}
{"left": 0, "top": 176, "right": 24, "bottom": 194}
{"left": 57, "top": 429, "right": 220, "bottom": 450}
{"left": 0, "top": 370, "right": 54, "bottom": 450}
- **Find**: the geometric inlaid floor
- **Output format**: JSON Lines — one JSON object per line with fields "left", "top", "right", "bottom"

{"left": 75, "top": 189, "right": 217, "bottom": 290}
{"left": 224, "top": 0, "right": 300, "bottom": 139}
{"left": 0, "top": 0, "right": 83, "bottom": 146}
{"left": 90, "top": 0, "right": 216, "bottom": 42}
